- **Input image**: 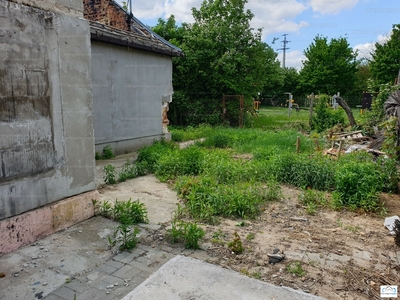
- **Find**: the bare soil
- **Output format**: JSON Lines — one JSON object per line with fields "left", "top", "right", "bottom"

{"left": 96, "top": 153, "right": 400, "bottom": 300}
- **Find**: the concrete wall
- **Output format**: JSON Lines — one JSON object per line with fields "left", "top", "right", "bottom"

{"left": 0, "top": 0, "right": 96, "bottom": 221}
{"left": 91, "top": 41, "right": 173, "bottom": 155}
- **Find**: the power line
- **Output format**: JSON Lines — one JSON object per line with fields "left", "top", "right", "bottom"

{"left": 277, "top": 34, "right": 290, "bottom": 68}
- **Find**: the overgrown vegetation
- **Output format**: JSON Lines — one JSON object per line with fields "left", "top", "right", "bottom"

{"left": 286, "top": 261, "right": 306, "bottom": 277}
{"left": 96, "top": 145, "right": 115, "bottom": 160}
{"left": 311, "top": 95, "right": 346, "bottom": 132}
{"left": 167, "top": 221, "right": 205, "bottom": 249}
{"left": 94, "top": 199, "right": 149, "bottom": 251}
{"left": 100, "top": 104, "right": 399, "bottom": 223}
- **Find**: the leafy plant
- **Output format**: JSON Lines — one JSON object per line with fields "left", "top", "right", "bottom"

{"left": 155, "top": 146, "right": 204, "bottom": 181}
{"left": 136, "top": 139, "right": 177, "bottom": 174}
{"left": 113, "top": 199, "right": 149, "bottom": 225}
{"left": 298, "top": 188, "right": 328, "bottom": 215}
{"left": 228, "top": 232, "right": 244, "bottom": 254}
{"left": 333, "top": 153, "right": 383, "bottom": 212}
{"left": 112, "top": 224, "right": 140, "bottom": 251}
{"left": 167, "top": 221, "right": 205, "bottom": 249}
{"left": 95, "top": 199, "right": 148, "bottom": 251}
{"left": 311, "top": 95, "right": 346, "bottom": 133}
{"left": 102, "top": 145, "right": 115, "bottom": 159}
{"left": 103, "top": 164, "right": 117, "bottom": 184}
{"left": 286, "top": 261, "right": 305, "bottom": 277}
{"left": 96, "top": 200, "right": 113, "bottom": 218}
{"left": 118, "top": 159, "right": 139, "bottom": 182}
{"left": 246, "top": 232, "right": 255, "bottom": 241}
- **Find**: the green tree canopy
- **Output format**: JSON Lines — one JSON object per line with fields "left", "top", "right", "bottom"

{"left": 153, "top": 0, "right": 281, "bottom": 126}
{"left": 299, "top": 35, "right": 359, "bottom": 96}
{"left": 370, "top": 24, "right": 400, "bottom": 85}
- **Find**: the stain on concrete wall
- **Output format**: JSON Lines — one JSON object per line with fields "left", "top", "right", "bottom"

{"left": 91, "top": 41, "right": 173, "bottom": 154}
{"left": 0, "top": 0, "right": 95, "bottom": 220}
{"left": 0, "top": 7, "right": 55, "bottom": 179}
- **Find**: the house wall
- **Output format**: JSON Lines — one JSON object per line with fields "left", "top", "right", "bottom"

{"left": 0, "top": 0, "right": 97, "bottom": 253}
{"left": 91, "top": 41, "right": 173, "bottom": 155}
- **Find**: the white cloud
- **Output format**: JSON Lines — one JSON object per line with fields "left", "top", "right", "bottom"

{"left": 354, "top": 42, "right": 374, "bottom": 60}
{"left": 280, "top": 50, "right": 306, "bottom": 70}
{"left": 309, "top": 0, "right": 359, "bottom": 15}
{"left": 354, "top": 32, "right": 391, "bottom": 60}
{"left": 164, "top": 0, "right": 198, "bottom": 23}
{"left": 248, "top": 0, "right": 308, "bottom": 36}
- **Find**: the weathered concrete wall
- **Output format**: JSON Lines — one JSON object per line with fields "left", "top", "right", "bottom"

{"left": 91, "top": 41, "right": 173, "bottom": 155}
{"left": 0, "top": 0, "right": 96, "bottom": 220}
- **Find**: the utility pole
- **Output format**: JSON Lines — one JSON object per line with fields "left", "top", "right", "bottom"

{"left": 278, "top": 34, "right": 290, "bottom": 68}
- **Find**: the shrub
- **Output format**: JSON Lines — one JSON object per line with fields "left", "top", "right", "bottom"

{"left": 136, "top": 139, "right": 177, "bottom": 174}
{"left": 311, "top": 95, "right": 346, "bottom": 132}
{"left": 113, "top": 199, "right": 149, "bottom": 225}
{"left": 155, "top": 146, "right": 204, "bottom": 181}
{"left": 167, "top": 221, "right": 205, "bottom": 249}
{"left": 268, "top": 153, "right": 335, "bottom": 191}
{"left": 333, "top": 157, "right": 382, "bottom": 212}
{"left": 104, "top": 164, "right": 117, "bottom": 184}
{"left": 102, "top": 145, "right": 115, "bottom": 159}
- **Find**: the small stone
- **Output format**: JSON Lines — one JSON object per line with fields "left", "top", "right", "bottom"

{"left": 40, "top": 247, "right": 45, "bottom": 250}
{"left": 272, "top": 274, "right": 278, "bottom": 278}
{"left": 67, "top": 235, "right": 71, "bottom": 239}
{"left": 78, "top": 230, "right": 82, "bottom": 233}
{"left": 32, "top": 256, "right": 38, "bottom": 260}
{"left": 114, "top": 283, "right": 119, "bottom": 286}
{"left": 23, "top": 264, "right": 28, "bottom": 268}
{"left": 14, "top": 273, "right": 19, "bottom": 277}
{"left": 42, "top": 282, "right": 48, "bottom": 286}
{"left": 107, "top": 284, "right": 114, "bottom": 289}
{"left": 106, "top": 291, "right": 110, "bottom": 294}
{"left": 370, "top": 280, "right": 376, "bottom": 286}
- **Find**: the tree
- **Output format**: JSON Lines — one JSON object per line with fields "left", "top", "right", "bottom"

{"left": 151, "top": 15, "right": 186, "bottom": 47}
{"left": 370, "top": 24, "right": 400, "bottom": 85}
{"left": 153, "top": 0, "right": 281, "bottom": 126}
{"left": 299, "top": 35, "right": 359, "bottom": 96}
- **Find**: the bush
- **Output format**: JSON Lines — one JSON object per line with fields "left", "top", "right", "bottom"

{"left": 136, "top": 139, "right": 177, "bottom": 174}
{"left": 268, "top": 153, "right": 335, "bottom": 191}
{"left": 155, "top": 146, "right": 205, "bottom": 181}
{"left": 102, "top": 145, "right": 115, "bottom": 159}
{"left": 311, "top": 95, "right": 346, "bottom": 132}
{"left": 167, "top": 221, "right": 205, "bottom": 249}
{"left": 104, "top": 164, "right": 117, "bottom": 184}
{"left": 333, "top": 155, "right": 383, "bottom": 212}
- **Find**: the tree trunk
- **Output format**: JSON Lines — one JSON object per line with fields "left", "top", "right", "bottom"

{"left": 336, "top": 97, "right": 357, "bottom": 127}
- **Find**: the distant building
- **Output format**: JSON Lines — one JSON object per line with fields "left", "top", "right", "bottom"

{"left": 84, "top": 0, "right": 183, "bottom": 154}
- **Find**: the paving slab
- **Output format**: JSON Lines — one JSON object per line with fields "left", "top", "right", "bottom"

{"left": 122, "top": 255, "right": 326, "bottom": 300}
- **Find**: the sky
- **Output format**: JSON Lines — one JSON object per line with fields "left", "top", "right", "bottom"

{"left": 117, "top": 0, "right": 399, "bottom": 70}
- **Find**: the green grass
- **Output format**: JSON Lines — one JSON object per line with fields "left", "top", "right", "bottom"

{"left": 121, "top": 108, "right": 398, "bottom": 223}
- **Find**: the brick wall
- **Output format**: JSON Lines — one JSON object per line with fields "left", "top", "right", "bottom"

{"left": 83, "top": 0, "right": 130, "bottom": 31}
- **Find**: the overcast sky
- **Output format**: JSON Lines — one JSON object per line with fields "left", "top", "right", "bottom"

{"left": 118, "top": 0, "right": 399, "bottom": 69}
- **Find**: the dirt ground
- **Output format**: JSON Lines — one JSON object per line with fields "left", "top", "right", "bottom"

{"left": 97, "top": 153, "right": 400, "bottom": 300}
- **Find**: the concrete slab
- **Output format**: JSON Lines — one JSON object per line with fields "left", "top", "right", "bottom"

{"left": 122, "top": 255, "right": 325, "bottom": 300}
